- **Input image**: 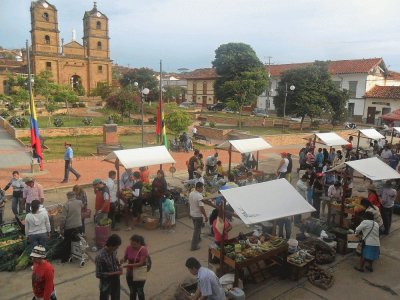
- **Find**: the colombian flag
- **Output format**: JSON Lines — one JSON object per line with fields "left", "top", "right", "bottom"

{"left": 29, "top": 94, "right": 43, "bottom": 170}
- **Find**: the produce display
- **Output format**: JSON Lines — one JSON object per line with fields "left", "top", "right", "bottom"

{"left": 287, "top": 251, "right": 314, "bottom": 266}
{"left": 221, "top": 236, "right": 287, "bottom": 264}
{"left": 0, "top": 223, "right": 20, "bottom": 236}
{"left": 0, "top": 236, "right": 24, "bottom": 248}
{"left": 47, "top": 205, "right": 63, "bottom": 216}
{"left": 120, "top": 189, "right": 133, "bottom": 200}
{"left": 345, "top": 196, "right": 365, "bottom": 214}
{"left": 98, "top": 218, "right": 112, "bottom": 226}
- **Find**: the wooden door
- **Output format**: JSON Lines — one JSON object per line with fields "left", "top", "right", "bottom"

{"left": 366, "top": 107, "right": 376, "bottom": 124}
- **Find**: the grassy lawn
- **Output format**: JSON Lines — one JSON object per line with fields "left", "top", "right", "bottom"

{"left": 36, "top": 115, "right": 142, "bottom": 128}
{"left": 20, "top": 133, "right": 213, "bottom": 160}
{"left": 215, "top": 125, "right": 303, "bottom": 136}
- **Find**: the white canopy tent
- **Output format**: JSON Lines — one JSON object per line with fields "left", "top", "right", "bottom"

{"left": 358, "top": 129, "right": 385, "bottom": 140}
{"left": 345, "top": 157, "right": 400, "bottom": 181}
{"left": 229, "top": 137, "right": 272, "bottom": 153}
{"left": 104, "top": 146, "right": 175, "bottom": 169}
{"left": 393, "top": 127, "right": 400, "bottom": 134}
{"left": 314, "top": 132, "right": 349, "bottom": 146}
{"left": 220, "top": 179, "right": 315, "bottom": 225}
{"left": 215, "top": 137, "right": 272, "bottom": 173}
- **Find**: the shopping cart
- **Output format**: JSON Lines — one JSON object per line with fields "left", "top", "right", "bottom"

{"left": 68, "top": 233, "right": 89, "bottom": 267}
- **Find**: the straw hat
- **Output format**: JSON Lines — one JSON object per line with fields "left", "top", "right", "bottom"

{"left": 30, "top": 245, "right": 46, "bottom": 258}
{"left": 23, "top": 177, "right": 34, "bottom": 183}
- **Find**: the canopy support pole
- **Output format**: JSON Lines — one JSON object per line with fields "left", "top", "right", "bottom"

{"left": 312, "top": 135, "right": 317, "bottom": 153}
{"left": 391, "top": 128, "right": 394, "bottom": 145}
{"left": 356, "top": 131, "right": 361, "bottom": 158}
{"left": 116, "top": 158, "right": 121, "bottom": 213}
{"left": 228, "top": 144, "right": 232, "bottom": 174}
{"left": 256, "top": 151, "right": 259, "bottom": 171}
{"left": 219, "top": 199, "right": 226, "bottom": 275}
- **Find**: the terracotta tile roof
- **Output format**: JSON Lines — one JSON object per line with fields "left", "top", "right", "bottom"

{"left": 268, "top": 58, "right": 384, "bottom": 76}
{"left": 364, "top": 85, "right": 400, "bottom": 99}
{"left": 181, "top": 68, "right": 216, "bottom": 79}
{"left": 387, "top": 71, "right": 400, "bottom": 81}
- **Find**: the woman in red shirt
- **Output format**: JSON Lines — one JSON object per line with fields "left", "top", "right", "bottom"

{"left": 212, "top": 207, "right": 232, "bottom": 246}
{"left": 367, "top": 185, "right": 381, "bottom": 209}
{"left": 121, "top": 234, "right": 149, "bottom": 300}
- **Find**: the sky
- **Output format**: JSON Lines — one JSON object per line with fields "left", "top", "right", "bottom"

{"left": 1, "top": 0, "right": 400, "bottom": 72}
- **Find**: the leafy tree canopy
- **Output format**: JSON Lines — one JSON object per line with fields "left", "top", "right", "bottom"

{"left": 212, "top": 43, "right": 267, "bottom": 103}
{"left": 273, "top": 61, "right": 349, "bottom": 127}
{"left": 120, "top": 68, "right": 158, "bottom": 101}
{"left": 164, "top": 109, "right": 192, "bottom": 137}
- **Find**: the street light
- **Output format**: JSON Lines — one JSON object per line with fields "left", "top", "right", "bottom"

{"left": 134, "top": 82, "right": 149, "bottom": 147}
{"left": 283, "top": 83, "right": 295, "bottom": 132}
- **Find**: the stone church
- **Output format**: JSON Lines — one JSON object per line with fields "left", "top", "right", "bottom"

{"left": 30, "top": 0, "right": 112, "bottom": 94}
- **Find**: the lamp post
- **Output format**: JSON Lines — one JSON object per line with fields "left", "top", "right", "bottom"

{"left": 134, "top": 82, "right": 149, "bottom": 147}
{"left": 283, "top": 83, "right": 295, "bottom": 132}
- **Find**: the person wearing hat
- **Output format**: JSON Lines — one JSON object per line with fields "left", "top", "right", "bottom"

{"left": 277, "top": 152, "right": 289, "bottom": 179}
{"left": 367, "top": 185, "right": 381, "bottom": 209}
{"left": 59, "top": 191, "right": 83, "bottom": 263}
{"left": 61, "top": 142, "right": 81, "bottom": 183}
{"left": 31, "top": 245, "right": 56, "bottom": 300}
{"left": 380, "top": 181, "right": 397, "bottom": 234}
{"left": 93, "top": 179, "right": 111, "bottom": 224}
{"left": 23, "top": 177, "right": 44, "bottom": 213}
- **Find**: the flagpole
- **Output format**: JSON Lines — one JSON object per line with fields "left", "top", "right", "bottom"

{"left": 159, "top": 59, "right": 163, "bottom": 145}
{"left": 26, "top": 40, "right": 34, "bottom": 118}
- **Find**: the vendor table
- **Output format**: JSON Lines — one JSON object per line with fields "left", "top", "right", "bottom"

{"left": 209, "top": 242, "right": 288, "bottom": 286}
{"left": 286, "top": 253, "right": 315, "bottom": 281}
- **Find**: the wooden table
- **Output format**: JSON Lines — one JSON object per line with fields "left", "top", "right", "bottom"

{"left": 209, "top": 243, "right": 288, "bottom": 286}
{"left": 286, "top": 253, "right": 315, "bottom": 280}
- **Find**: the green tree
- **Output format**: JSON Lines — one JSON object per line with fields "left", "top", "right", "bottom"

{"left": 212, "top": 43, "right": 267, "bottom": 127}
{"left": 273, "top": 62, "right": 348, "bottom": 129}
{"left": 120, "top": 68, "right": 158, "bottom": 101}
{"left": 163, "top": 85, "right": 185, "bottom": 103}
{"left": 90, "top": 82, "right": 115, "bottom": 100}
{"left": 106, "top": 87, "right": 138, "bottom": 122}
{"left": 164, "top": 109, "right": 192, "bottom": 137}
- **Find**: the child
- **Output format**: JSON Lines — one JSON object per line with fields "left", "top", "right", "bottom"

{"left": 162, "top": 192, "right": 175, "bottom": 231}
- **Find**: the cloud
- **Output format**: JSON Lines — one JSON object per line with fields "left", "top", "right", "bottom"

{"left": 1, "top": 0, "right": 400, "bottom": 71}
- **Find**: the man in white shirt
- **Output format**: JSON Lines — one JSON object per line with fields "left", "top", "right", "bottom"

{"left": 105, "top": 170, "right": 118, "bottom": 229}
{"left": 185, "top": 257, "right": 226, "bottom": 300}
{"left": 189, "top": 182, "right": 208, "bottom": 251}
{"left": 380, "top": 181, "right": 397, "bottom": 234}
{"left": 277, "top": 152, "right": 289, "bottom": 179}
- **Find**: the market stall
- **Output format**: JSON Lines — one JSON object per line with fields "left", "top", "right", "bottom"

{"left": 215, "top": 137, "right": 272, "bottom": 176}
{"left": 312, "top": 132, "right": 349, "bottom": 147}
{"left": 353, "top": 128, "right": 385, "bottom": 156}
{"left": 209, "top": 179, "right": 315, "bottom": 286}
{"left": 390, "top": 127, "right": 400, "bottom": 145}
{"left": 326, "top": 157, "right": 400, "bottom": 229}
{"left": 104, "top": 146, "right": 177, "bottom": 227}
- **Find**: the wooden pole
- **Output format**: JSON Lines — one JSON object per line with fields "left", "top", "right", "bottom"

{"left": 219, "top": 198, "right": 226, "bottom": 274}
{"left": 391, "top": 128, "right": 394, "bottom": 145}
{"left": 256, "top": 151, "right": 259, "bottom": 171}
{"left": 115, "top": 158, "right": 121, "bottom": 213}
{"left": 356, "top": 131, "right": 361, "bottom": 158}
{"left": 228, "top": 144, "right": 232, "bottom": 174}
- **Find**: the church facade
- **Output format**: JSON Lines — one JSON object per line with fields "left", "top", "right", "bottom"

{"left": 30, "top": 0, "right": 112, "bottom": 94}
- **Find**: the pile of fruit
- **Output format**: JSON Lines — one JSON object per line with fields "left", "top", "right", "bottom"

{"left": 222, "top": 236, "right": 287, "bottom": 264}
{"left": 0, "top": 236, "right": 24, "bottom": 248}
{"left": 120, "top": 189, "right": 133, "bottom": 200}
{"left": 47, "top": 205, "right": 63, "bottom": 217}
{"left": 345, "top": 196, "right": 365, "bottom": 214}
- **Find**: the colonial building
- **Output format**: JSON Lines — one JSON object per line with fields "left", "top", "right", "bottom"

{"left": 259, "top": 58, "right": 400, "bottom": 122}
{"left": 30, "top": 0, "right": 112, "bottom": 94}
{"left": 182, "top": 68, "right": 216, "bottom": 105}
{"left": 364, "top": 85, "right": 400, "bottom": 124}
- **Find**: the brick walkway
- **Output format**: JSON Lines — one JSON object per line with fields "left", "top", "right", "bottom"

{"left": 0, "top": 145, "right": 301, "bottom": 193}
